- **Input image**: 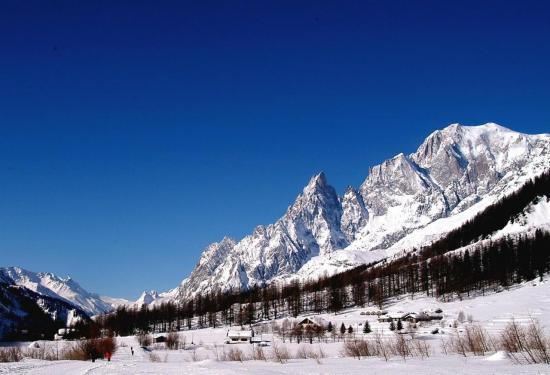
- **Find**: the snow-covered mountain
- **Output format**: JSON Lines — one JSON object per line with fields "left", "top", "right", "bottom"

{"left": 177, "top": 171, "right": 350, "bottom": 298}
{"left": 96, "top": 288, "right": 179, "bottom": 309}
{"left": 0, "top": 267, "right": 114, "bottom": 316}
{"left": 0, "top": 274, "right": 89, "bottom": 338}
{"left": 173, "top": 123, "right": 550, "bottom": 300}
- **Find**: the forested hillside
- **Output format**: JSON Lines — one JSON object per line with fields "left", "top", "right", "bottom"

{"left": 0, "top": 278, "right": 90, "bottom": 341}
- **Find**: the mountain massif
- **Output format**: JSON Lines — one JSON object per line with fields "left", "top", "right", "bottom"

{"left": 2, "top": 123, "right": 549, "bottom": 322}
{"left": 170, "top": 123, "right": 550, "bottom": 300}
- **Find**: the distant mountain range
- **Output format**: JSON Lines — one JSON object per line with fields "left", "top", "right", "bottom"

{"left": 0, "top": 269, "right": 90, "bottom": 339}
{"left": 0, "top": 267, "right": 140, "bottom": 338}
{"left": 2, "top": 123, "right": 549, "bottom": 325}
{"left": 0, "top": 267, "right": 114, "bottom": 316}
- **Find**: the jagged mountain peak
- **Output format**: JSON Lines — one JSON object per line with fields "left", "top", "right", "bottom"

{"left": 301, "top": 172, "right": 330, "bottom": 197}
{"left": 292, "top": 172, "right": 337, "bottom": 205}
{"left": 308, "top": 171, "right": 327, "bottom": 185}
{"left": 286, "top": 172, "right": 347, "bottom": 254}
{"left": 136, "top": 290, "right": 160, "bottom": 306}
{"left": 177, "top": 171, "right": 349, "bottom": 298}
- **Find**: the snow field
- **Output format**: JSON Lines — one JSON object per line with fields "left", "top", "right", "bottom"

{"left": 3, "top": 278, "right": 550, "bottom": 373}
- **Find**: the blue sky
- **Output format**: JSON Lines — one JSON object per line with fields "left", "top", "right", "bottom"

{"left": 0, "top": 1, "right": 549, "bottom": 299}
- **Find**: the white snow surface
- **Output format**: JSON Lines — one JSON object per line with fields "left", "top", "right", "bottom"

{"left": 1, "top": 352, "right": 544, "bottom": 374}
{"left": 98, "top": 296, "right": 132, "bottom": 309}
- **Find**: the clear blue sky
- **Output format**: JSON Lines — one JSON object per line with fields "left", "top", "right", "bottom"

{"left": 0, "top": 1, "right": 549, "bottom": 299}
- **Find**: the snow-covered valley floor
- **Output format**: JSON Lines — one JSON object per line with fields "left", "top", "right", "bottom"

{"left": 2, "top": 350, "right": 548, "bottom": 375}
{"left": 3, "top": 278, "right": 550, "bottom": 374}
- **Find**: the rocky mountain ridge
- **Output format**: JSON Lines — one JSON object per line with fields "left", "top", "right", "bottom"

{"left": 172, "top": 123, "right": 550, "bottom": 300}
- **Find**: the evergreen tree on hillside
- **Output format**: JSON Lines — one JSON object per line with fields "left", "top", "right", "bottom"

{"left": 363, "top": 321, "right": 371, "bottom": 334}
{"left": 340, "top": 323, "right": 346, "bottom": 336}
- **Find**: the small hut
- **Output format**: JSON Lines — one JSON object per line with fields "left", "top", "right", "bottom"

{"left": 226, "top": 330, "right": 254, "bottom": 343}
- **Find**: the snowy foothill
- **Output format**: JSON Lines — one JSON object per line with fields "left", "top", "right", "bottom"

{"left": 3, "top": 278, "right": 550, "bottom": 374}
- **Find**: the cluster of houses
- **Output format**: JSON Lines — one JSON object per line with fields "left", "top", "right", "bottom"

{"left": 224, "top": 311, "right": 444, "bottom": 344}
{"left": 225, "top": 317, "right": 326, "bottom": 345}
{"left": 377, "top": 310, "right": 443, "bottom": 324}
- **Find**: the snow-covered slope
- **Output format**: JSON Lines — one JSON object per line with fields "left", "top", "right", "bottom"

{"left": 173, "top": 123, "right": 550, "bottom": 299}
{"left": 499, "top": 196, "right": 550, "bottom": 236}
{"left": 0, "top": 267, "right": 114, "bottom": 316}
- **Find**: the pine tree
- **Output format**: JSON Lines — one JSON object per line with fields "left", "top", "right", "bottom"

{"left": 329, "top": 287, "right": 343, "bottom": 313}
{"left": 363, "top": 321, "right": 371, "bottom": 334}
{"left": 327, "top": 321, "right": 333, "bottom": 333}
{"left": 396, "top": 319, "right": 403, "bottom": 331}
{"left": 389, "top": 320, "right": 396, "bottom": 331}
{"left": 348, "top": 325, "right": 353, "bottom": 335}
{"left": 340, "top": 323, "right": 346, "bottom": 336}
